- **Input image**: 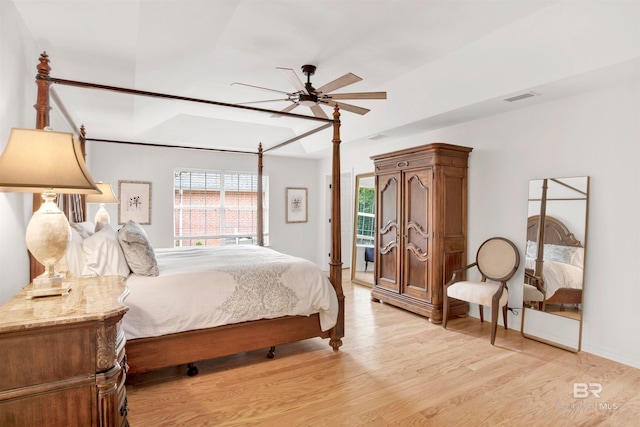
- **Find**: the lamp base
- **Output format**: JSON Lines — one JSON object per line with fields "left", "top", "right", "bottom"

{"left": 26, "top": 190, "right": 71, "bottom": 291}
{"left": 27, "top": 281, "right": 71, "bottom": 299}
{"left": 94, "top": 204, "right": 111, "bottom": 224}
{"left": 33, "top": 274, "right": 63, "bottom": 287}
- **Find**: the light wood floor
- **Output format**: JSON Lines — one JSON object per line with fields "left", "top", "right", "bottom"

{"left": 126, "top": 275, "right": 640, "bottom": 426}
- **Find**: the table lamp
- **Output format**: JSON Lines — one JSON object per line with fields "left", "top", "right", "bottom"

{"left": 0, "top": 128, "right": 101, "bottom": 296}
{"left": 86, "top": 182, "right": 119, "bottom": 224}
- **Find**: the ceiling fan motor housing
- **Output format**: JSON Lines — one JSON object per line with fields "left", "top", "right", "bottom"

{"left": 298, "top": 92, "right": 318, "bottom": 107}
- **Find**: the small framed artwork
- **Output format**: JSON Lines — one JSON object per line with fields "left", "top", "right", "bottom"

{"left": 285, "top": 187, "right": 308, "bottom": 223}
{"left": 118, "top": 180, "right": 152, "bottom": 224}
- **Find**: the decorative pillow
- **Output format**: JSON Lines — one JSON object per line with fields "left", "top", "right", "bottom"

{"left": 82, "top": 223, "right": 131, "bottom": 277}
{"left": 55, "top": 227, "right": 86, "bottom": 277}
{"left": 118, "top": 220, "right": 159, "bottom": 276}
{"left": 543, "top": 243, "right": 576, "bottom": 265}
{"left": 70, "top": 221, "right": 95, "bottom": 239}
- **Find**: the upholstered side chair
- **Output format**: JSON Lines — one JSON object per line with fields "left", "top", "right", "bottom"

{"left": 443, "top": 237, "right": 520, "bottom": 345}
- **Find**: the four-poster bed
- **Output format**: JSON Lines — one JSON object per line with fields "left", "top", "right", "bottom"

{"left": 32, "top": 52, "right": 345, "bottom": 375}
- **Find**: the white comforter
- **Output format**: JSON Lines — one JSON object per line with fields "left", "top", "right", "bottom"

{"left": 525, "top": 257, "right": 583, "bottom": 298}
{"left": 122, "top": 245, "right": 339, "bottom": 340}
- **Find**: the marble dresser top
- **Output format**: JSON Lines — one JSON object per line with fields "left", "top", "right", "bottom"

{"left": 0, "top": 275, "right": 129, "bottom": 333}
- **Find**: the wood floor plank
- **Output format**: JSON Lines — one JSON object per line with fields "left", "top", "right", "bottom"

{"left": 126, "top": 276, "right": 640, "bottom": 426}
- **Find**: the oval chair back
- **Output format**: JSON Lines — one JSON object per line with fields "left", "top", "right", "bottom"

{"left": 477, "top": 237, "right": 520, "bottom": 282}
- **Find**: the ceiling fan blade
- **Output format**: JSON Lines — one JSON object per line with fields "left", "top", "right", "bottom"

{"left": 269, "top": 102, "right": 299, "bottom": 118}
{"left": 277, "top": 67, "right": 308, "bottom": 95}
{"left": 324, "top": 100, "right": 370, "bottom": 115}
{"left": 280, "top": 103, "right": 299, "bottom": 113}
{"left": 326, "top": 91, "right": 387, "bottom": 100}
{"left": 231, "top": 82, "right": 291, "bottom": 96}
{"left": 316, "top": 73, "right": 362, "bottom": 95}
{"left": 236, "top": 98, "right": 290, "bottom": 105}
{"left": 310, "top": 104, "right": 329, "bottom": 119}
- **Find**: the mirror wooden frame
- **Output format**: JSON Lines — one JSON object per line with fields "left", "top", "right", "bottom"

{"left": 520, "top": 176, "right": 589, "bottom": 352}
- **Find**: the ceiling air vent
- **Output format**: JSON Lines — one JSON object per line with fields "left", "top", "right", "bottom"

{"left": 504, "top": 92, "right": 539, "bottom": 102}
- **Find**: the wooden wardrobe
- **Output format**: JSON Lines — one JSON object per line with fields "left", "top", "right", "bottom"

{"left": 370, "top": 143, "right": 472, "bottom": 324}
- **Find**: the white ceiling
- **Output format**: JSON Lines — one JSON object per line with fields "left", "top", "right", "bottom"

{"left": 11, "top": 0, "right": 640, "bottom": 158}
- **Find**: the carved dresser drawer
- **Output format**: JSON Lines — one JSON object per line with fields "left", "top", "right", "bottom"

{"left": 0, "top": 276, "right": 129, "bottom": 427}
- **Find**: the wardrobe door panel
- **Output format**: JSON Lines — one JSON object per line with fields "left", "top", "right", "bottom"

{"left": 403, "top": 168, "right": 432, "bottom": 301}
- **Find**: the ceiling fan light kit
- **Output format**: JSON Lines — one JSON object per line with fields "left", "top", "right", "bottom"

{"left": 298, "top": 94, "right": 317, "bottom": 107}
{"left": 233, "top": 64, "right": 387, "bottom": 118}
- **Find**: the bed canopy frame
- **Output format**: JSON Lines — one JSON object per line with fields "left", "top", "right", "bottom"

{"left": 31, "top": 52, "right": 345, "bottom": 374}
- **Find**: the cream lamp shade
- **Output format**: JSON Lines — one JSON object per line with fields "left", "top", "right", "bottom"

{"left": 86, "top": 182, "right": 119, "bottom": 224}
{"left": 0, "top": 128, "right": 101, "bottom": 296}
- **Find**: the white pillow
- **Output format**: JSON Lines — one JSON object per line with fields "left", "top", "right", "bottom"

{"left": 525, "top": 240, "right": 537, "bottom": 259}
{"left": 118, "top": 220, "right": 159, "bottom": 276}
{"left": 570, "top": 247, "right": 585, "bottom": 269}
{"left": 55, "top": 227, "right": 86, "bottom": 277}
{"left": 82, "top": 223, "right": 131, "bottom": 277}
{"left": 70, "top": 221, "right": 95, "bottom": 239}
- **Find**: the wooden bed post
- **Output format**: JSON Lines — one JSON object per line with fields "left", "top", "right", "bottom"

{"left": 535, "top": 179, "right": 548, "bottom": 278}
{"left": 35, "top": 52, "right": 51, "bottom": 130}
{"left": 257, "top": 143, "right": 264, "bottom": 246}
{"left": 30, "top": 52, "right": 52, "bottom": 281}
{"left": 329, "top": 106, "right": 344, "bottom": 350}
{"left": 73, "top": 125, "right": 87, "bottom": 223}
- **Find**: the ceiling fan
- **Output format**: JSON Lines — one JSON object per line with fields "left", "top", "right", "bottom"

{"left": 232, "top": 65, "right": 386, "bottom": 119}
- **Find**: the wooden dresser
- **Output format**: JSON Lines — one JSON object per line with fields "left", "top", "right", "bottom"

{"left": 371, "top": 143, "right": 472, "bottom": 323}
{"left": 0, "top": 276, "right": 129, "bottom": 426}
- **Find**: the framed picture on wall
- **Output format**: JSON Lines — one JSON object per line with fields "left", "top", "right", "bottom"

{"left": 118, "top": 180, "right": 152, "bottom": 224}
{"left": 285, "top": 187, "right": 308, "bottom": 223}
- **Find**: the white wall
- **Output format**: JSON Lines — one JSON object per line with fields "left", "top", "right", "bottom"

{"left": 321, "top": 79, "right": 640, "bottom": 368}
{"left": 86, "top": 141, "right": 324, "bottom": 265}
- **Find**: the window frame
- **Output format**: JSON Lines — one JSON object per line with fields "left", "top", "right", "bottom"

{"left": 173, "top": 168, "right": 269, "bottom": 246}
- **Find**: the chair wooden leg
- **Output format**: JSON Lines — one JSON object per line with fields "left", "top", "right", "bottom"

{"left": 490, "top": 303, "right": 499, "bottom": 345}
{"left": 502, "top": 305, "right": 508, "bottom": 330}
{"left": 442, "top": 291, "right": 449, "bottom": 329}
{"left": 479, "top": 305, "right": 484, "bottom": 323}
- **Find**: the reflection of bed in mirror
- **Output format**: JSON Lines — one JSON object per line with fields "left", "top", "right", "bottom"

{"left": 523, "top": 215, "right": 584, "bottom": 312}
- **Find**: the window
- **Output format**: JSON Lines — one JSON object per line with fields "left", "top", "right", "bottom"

{"left": 174, "top": 169, "right": 268, "bottom": 246}
{"left": 355, "top": 186, "right": 375, "bottom": 246}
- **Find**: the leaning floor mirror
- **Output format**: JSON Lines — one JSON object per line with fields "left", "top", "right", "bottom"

{"left": 521, "top": 176, "right": 589, "bottom": 352}
{"left": 351, "top": 173, "right": 375, "bottom": 287}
